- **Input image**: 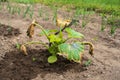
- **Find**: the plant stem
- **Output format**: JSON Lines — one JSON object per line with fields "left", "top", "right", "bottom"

{"left": 34, "top": 23, "right": 49, "bottom": 40}
{"left": 64, "top": 37, "right": 71, "bottom": 42}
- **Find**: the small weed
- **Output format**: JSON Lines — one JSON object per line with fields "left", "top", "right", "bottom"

{"left": 107, "top": 15, "right": 120, "bottom": 27}
{"left": 92, "top": 37, "right": 98, "bottom": 41}
{"left": 84, "top": 59, "right": 92, "bottom": 67}
{"left": 44, "top": 13, "right": 49, "bottom": 21}
{"left": 38, "top": 8, "right": 43, "bottom": 17}
{"left": 110, "top": 26, "right": 116, "bottom": 36}
{"left": 32, "top": 57, "right": 36, "bottom": 61}
{"left": 100, "top": 25, "right": 106, "bottom": 32}
{"left": 29, "top": 10, "right": 34, "bottom": 19}
{"left": 15, "top": 43, "right": 21, "bottom": 49}
{"left": 107, "top": 14, "right": 119, "bottom": 35}
{"left": 100, "top": 13, "right": 107, "bottom": 32}
{"left": 74, "top": 8, "right": 81, "bottom": 19}
{"left": 23, "top": 6, "right": 31, "bottom": 18}
{"left": 82, "top": 21, "right": 87, "bottom": 28}
{"left": 17, "top": 7, "right": 21, "bottom": 15}
{"left": 52, "top": 7, "right": 57, "bottom": 24}
{"left": 0, "top": 5, "right": 2, "bottom": 10}
{"left": 11, "top": 7, "right": 16, "bottom": 15}
{"left": 7, "top": 26, "right": 12, "bottom": 32}
{"left": 7, "top": 4, "right": 12, "bottom": 13}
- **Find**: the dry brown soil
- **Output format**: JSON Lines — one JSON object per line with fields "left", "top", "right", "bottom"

{"left": 0, "top": 3, "right": 120, "bottom": 80}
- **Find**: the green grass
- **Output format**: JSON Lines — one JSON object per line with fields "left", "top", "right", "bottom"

{"left": 11, "top": 0, "right": 120, "bottom": 16}
{"left": 10, "top": 0, "right": 35, "bottom": 4}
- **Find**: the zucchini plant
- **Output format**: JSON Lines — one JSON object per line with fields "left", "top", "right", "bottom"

{"left": 20, "top": 19, "right": 94, "bottom": 64}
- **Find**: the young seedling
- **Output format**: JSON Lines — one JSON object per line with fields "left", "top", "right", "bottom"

{"left": 38, "top": 8, "right": 43, "bottom": 17}
{"left": 7, "top": 26, "right": 12, "bottom": 33}
{"left": 17, "top": 7, "right": 21, "bottom": 15}
{"left": 110, "top": 26, "right": 116, "bottom": 36}
{"left": 84, "top": 59, "right": 92, "bottom": 67}
{"left": 29, "top": 10, "right": 34, "bottom": 19}
{"left": 0, "top": 5, "right": 2, "bottom": 10}
{"left": 52, "top": 7, "right": 57, "bottom": 25}
{"left": 72, "top": 8, "right": 81, "bottom": 27}
{"left": 101, "top": 25, "right": 106, "bottom": 32}
{"left": 15, "top": 43, "right": 21, "bottom": 49}
{"left": 32, "top": 57, "right": 36, "bottom": 61}
{"left": 44, "top": 13, "right": 49, "bottom": 21}
{"left": 7, "top": 4, "right": 12, "bottom": 13}
{"left": 19, "top": 17, "right": 94, "bottom": 64}
{"left": 23, "top": 6, "right": 31, "bottom": 18}
{"left": 11, "top": 7, "right": 16, "bottom": 15}
{"left": 82, "top": 21, "right": 87, "bottom": 28}
{"left": 81, "top": 9, "right": 89, "bottom": 28}
{"left": 74, "top": 8, "right": 81, "bottom": 20}
{"left": 100, "top": 13, "right": 107, "bottom": 32}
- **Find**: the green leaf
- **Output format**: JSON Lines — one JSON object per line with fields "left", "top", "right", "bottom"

{"left": 32, "top": 57, "right": 36, "bottom": 61}
{"left": 16, "top": 43, "right": 20, "bottom": 49}
{"left": 58, "top": 42, "right": 84, "bottom": 62}
{"left": 48, "top": 55, "right": 57, "bottom": 63}
{"left": 48, "top": 34, "right": 62, "bottom": 43}
{"left": 65, "top": 28, "right": 84, "bottom": 38}
{"left": 48, "top": 44, "right": 59, "bottom": 55}
{"left": 84, "top": 59, "right": 92, "bottom": 66}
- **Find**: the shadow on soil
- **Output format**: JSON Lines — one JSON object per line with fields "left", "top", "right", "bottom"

{"left": 0, "top": 23, "right": 21, "bottom": 37}
{"left": 0, "top": 48, "right": 88, "bottom": 80}
{"left": 0, "top": 50, "right": 88, "bottom": 80}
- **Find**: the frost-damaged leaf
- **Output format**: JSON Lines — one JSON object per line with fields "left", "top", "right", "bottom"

{"left": 20, "top": 45, "right": 28, "bottom": 55}
{"left": 58, "top": 42, "right": 84, "bottom": 62}
{"left": 65, "top": 28, "right": 84, "bottom": 38}
{"left": 48, "top": 55, "right": 57, "bottom": 63}
{"left": 26, "top": 20, "right": 36, "bottom": 38}
{"left": 56, "top": 17, "right": 72, "bottom": 27}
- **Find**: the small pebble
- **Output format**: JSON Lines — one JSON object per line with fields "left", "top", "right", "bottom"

{"left": 83, "top": 74, "right": 91, "bottom": 78}
{"left": 59, "top": 75, "right": 64, "bottom": 79}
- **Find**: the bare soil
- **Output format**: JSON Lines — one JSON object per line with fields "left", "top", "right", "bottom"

{"left": 0, "top": 3, "right": 120, "bottom": 80}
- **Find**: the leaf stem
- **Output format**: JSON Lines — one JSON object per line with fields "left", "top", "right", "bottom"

{"left": 64, "top": 37, "right": 71, "bottom": 42}
{"left": 24, "top": 41, "right": 48, "bottom": 48}
{"left": 34, "top": 23, "right": 49, "bottom": 40}
{"left": 81, "top": 42, "right": 94, "bottom": 55}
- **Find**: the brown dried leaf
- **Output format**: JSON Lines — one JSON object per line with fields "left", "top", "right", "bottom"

{"left": 20, "top": 45, "right": 28, "bottom": 55}
{"left": 26, "top": 19, "right": 37, "bottom": 38}
{"left": 26, "top": 24, "right": 35, "bottom": 38}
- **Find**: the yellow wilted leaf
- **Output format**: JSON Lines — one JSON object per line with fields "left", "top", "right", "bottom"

{"left": 20, "top": 45, "right": 28, "bottom": 55}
